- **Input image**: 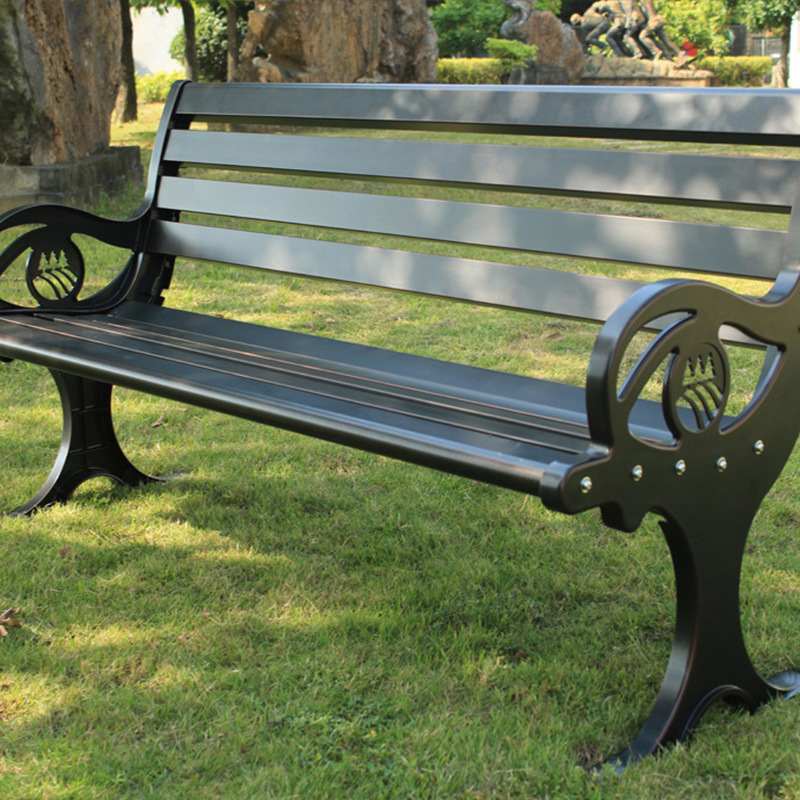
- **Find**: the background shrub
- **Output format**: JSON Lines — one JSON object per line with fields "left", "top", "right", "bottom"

{"left": 659, "top": 0, "right": 730, "bottom": 54}
{"left": 431, "top": 0, "right": 560, "bottom": 58}
{"left": 135, "top": 71, "right": 185, "bottom": 102}
{"left": 436, "top": 58, "right": 507, "bottom": 83}
{"left": 485, "top": 37, "right": 537, "bottom": 72}
{"left": 696, "top": 55, "right": 773, "bottom": 86}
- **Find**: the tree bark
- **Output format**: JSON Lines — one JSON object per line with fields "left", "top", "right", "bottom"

{"left": 113, "top": 0, "right": 137, "bottom": 123}
{"left": 772, "top": 21, "right": 791, "bottom": 88}
{"left": 179, "top": 0, "right": 199, "bottom": 81}
{"left": 226, "top": 2, "right": 239, "bottom": 82}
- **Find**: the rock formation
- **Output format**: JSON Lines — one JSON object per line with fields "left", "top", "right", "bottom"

{"left": 501, "top": 0, "right": 584, "bottom": 84}
{"left": 0, "top": 0, "right": 121, "bottom": 166}
{"left": 238, "top": 0, "right": 438, "bottom": 84}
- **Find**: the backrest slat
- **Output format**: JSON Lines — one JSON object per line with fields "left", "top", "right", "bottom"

{"left": 173, "top": 83, "right": 800, "bottom": 144}
{"left": 156, "top": 176, "right": 786, "bottom": 279}
{"left": 164, "top": 129, "right": 799, "bottom": 211}
{"left": 149, "top": 219, "right": 642, "bottom": 320}
{"left": 142, "top": 82, "right": 800, "bottom": 332}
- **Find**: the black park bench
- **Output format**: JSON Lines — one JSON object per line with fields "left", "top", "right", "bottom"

{"left": 2, "top": 81, "right": 800, "bottom": 767}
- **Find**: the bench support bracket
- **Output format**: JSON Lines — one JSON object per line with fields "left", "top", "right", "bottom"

{"left": 608, "top": 500, "right": 800, "bottom": 769}
{"left": 13, "top": 371, "right": 158, "bottom": 516}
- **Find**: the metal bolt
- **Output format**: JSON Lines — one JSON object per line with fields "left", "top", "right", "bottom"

{"left": 754, "top": 440, "right": 765, "bottom": 455}
{"left": 716, "top": 456, "right": 728, "bottom": 473}
{"left": 631, "top": 465, "right": 644, "bottom": 482}
{"left": 580, "top": 476, "right": 593, "bottom": 494}
{"left": 674, "top": 459, "right": 687, "bottom": 476}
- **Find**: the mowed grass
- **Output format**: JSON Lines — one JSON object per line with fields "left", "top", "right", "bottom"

{"left": 1, "top": 102, "right": 800, "bottom": 799}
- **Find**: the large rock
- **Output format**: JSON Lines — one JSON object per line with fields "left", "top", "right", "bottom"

{"left": 0, "top": 0, "right": 121, "bottom": 166}
{"left": 239, "top": 0, "right": 437, "bottom": 84}
{"left": 502, "top": 4, "right": 584, "bottom": 84}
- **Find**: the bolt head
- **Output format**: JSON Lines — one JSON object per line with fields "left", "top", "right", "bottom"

{"left": 754, "top": 440, "right": 765, "bottom": 455}
{"left": 716, "top": 456, "right": 728, "bottom": 473}
{"left": 631, "top": 465, "right": 644, "bottom": 482}
{"left": 580, "top": 476, "right": 593, "bottom": 494}
{"left": 674, "top": 459, "right": 687, "bottom": 476}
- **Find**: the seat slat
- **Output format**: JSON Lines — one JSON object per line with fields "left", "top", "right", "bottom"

{"left": 156, "top": 176, "right": 786, "bottom": 278}
{"left": 0, "top": 311, "right": 596, "bottom": 493}
{"left": 164, "top": 129, "right": 800, "bottom": 210}
{"left": 46, "top": 314, "right": 591, "bottom": 454}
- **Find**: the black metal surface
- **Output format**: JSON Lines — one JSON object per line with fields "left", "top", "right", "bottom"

{"left": 13, "top": 370, "right": 159, "bottom": 516}
{"left": 156, "top": 176, "right": 785, "bottom": 278}
{"left": 175, "top": 83, "right": 800, "bottom": 144}
{"left": 2, "top": 81, "right": 800, "bottom": 766}
{"left": 164, "top": 129, "right": 800, "bottom": 211}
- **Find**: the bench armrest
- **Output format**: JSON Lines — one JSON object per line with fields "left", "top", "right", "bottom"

{"left": 0, "top": 204, "right": 145, "bottom": 313}
{"left": 542, "top": 276, "right": 800, "bottom": 531}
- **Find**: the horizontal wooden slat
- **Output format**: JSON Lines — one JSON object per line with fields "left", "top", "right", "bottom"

{"left": 148, "top": 219, "right": 643, "bottom": 320}
{"left": 156, "top": 176, "right": 786, "bottom": 278}
{"left": 164, "top": 130, "right": 799, "bottom": 211}
{"left": 175, "top": 83, "right": 800, "bottom": 145}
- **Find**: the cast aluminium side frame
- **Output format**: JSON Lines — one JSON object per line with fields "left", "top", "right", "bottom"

{"left": 543, "top": 256, "right": 800, "bottom": 764}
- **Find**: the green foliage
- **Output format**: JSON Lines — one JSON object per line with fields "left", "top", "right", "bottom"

{"left": 485, "top": 37, "right": 537, "bottom": 70}
{"left": 135, "top": 70, "right": 185, "bottom": 102}
{"left": 696, "top": 55, "right": 773, "bottom": 85}
{"left": 431, "top": 0, "right": 560, "bottom": 58}
{"left": 729, "top": 0, "right": 800, "bottom": 32}
{"left": 430, "top": 0, "right": 507, "bottom": 57}
{"left": 169, "top": 5, "right": 248, "bottom": 82}
{"left": 436, "top": 39, "right": 536, "bottom": 84}
{"left": 436, "top": 57, "right": 507, "bottom": 83}
{"left": 659, "top": 0, "right": 731, "bottom": 53}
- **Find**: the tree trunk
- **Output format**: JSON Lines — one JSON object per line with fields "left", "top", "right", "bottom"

{"left": 179, "top": 0, "right": 199, "bottom": 82}
{"left": 226, "top": 3, "right": 239, "bottom": 82}
{"left": 113, "top": 0, "right": 137, "bottom": 123}
{"left": 772, "top": 22, "right": 791, "bottom": 88}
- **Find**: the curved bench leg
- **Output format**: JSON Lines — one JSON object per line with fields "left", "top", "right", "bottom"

{"left": 13, "top": 370, "right": 159, "bottom": 516}
{"left": 602, "top": 503, "right": 800, "bottom": 770}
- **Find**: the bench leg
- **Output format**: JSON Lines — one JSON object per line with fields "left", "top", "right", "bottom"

{"left": 604, "top": 503, "right": 800, "bottom": 770}
{"left": 13, "top": 370, "right": 159, "bottom": 516}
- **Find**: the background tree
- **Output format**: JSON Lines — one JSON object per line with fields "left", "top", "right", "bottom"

{"left": 219, "top": 0, "right": 239, "bottom": 82}
{"left": 431, "top": 0, "right": 561, "bottom": 58}
{"left": 134, "top": 0, "right": 200, "bottom": 80}
{"left": 660, "top": 0, "right": 731, "bottom": 54}
{"left": 727, "top": 0, "right": 800, "bottom": 85}
{"left": 170, "top": 1, "right": 250, "bottom": 82}
{"left": 114, "top": 0, "right": 137, "bottom": 123}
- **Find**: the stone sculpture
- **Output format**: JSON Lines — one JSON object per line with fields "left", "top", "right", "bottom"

{"left": 500, "top": 0, "right": 584, "bottom": 84}
{"left": 238, "top": 0, "right": 437, "bottom": 84}
{"left": 571, "top": 0, "right": 682, "bottom": 61}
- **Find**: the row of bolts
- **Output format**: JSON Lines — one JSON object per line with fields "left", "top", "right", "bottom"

{"left": 579, "top": 439, "right": 766, "bottom": 495}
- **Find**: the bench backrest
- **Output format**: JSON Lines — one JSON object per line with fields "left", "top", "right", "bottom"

{"left": 142, "top": 82, "right": 800, "bottom": 328}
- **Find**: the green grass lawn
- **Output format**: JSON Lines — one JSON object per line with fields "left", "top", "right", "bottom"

{"left": 1, "top": 102, "right": 800, "bottom": 799}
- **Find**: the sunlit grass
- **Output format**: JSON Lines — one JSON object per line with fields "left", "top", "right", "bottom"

{"left": 0, "top": 101, "right": 799, "bottom": 799}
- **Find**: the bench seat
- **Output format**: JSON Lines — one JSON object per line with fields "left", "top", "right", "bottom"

{"left": 0, "top": 301, "right": 607, "bottom": 492}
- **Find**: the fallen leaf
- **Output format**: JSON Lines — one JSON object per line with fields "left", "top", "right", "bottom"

{"left": 151, "top": 415, "right": 166, "bottom": 428}
{"left": 545, "top": 332, "right": 565, "bottom": 342}
{"left": 0, "top": 608, "right": 21, "bottom": 637}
